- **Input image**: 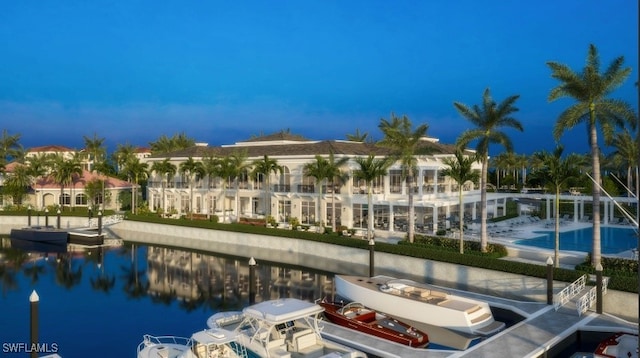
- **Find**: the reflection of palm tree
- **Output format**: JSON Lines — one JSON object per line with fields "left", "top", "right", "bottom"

{"left": 2, "top": 247, "right": 29, "bottom": 295}
{"left": 90, "top": 247, "right": 116, "bottom": 294}
{"left": 0, "top": 265, "right": 19, "bottom": 297}
{"left": 24, "top": 260, "right": 46, "bottom": 284}
{"left": 54, "top": 254, "right": 83, "bottom": 290}
{"left": 150, "top": 289, "right": 177, "bottom": 306}
{"left": 90, "top": 272, "right": 116, "bottom": 293}
{"left": 120, "top": 244, "right": 149, "bottom": 300}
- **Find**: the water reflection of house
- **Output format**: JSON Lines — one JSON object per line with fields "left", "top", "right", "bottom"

{"left": 145, "top": 246, "right": 334, "bottom": 303}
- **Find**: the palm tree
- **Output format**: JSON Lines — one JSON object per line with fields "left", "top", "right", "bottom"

{"left": 251, "top": 155, "right": 282, "bottom": 217}
{"left": 353, "top": 154, "right": 392, "bottom": 241}
{"left": 179, "top": 157, "right": 205, "bottom": 219}
{"left": 26, "top": 153, "right": 53, "bottom": 209}
{"left": 112, "top": 142, "right": 136, "bottom": 174}
{"left": 454, "top": 88, "right": 523, "bottom": 252}
{"left": 50, "top": 154, "right": 83, "bottom": 212}
{"left": 150, "top": 159, "right": 177, "bottom": 215}
{"left": 214, "top": 156, "right": 237, "bottom": 224}
{"left": 529, "top": 145, "right": 584, "bottom": 267}
{"left": 83, "top": 132, "right": 106, "bottom": 172}
{"left": 303, "top": 155, "right": 332, "bottom": 230}
{"left": 608, "top": 128, "right": 638, "bottom": 194}
{"left": 441, "top": 150, "right": 480, "bottom": 254}
{"left": 547, "top": 44, "right": 637, "bottom": 267}
{"left": 378, "top": 113, "right": 429, "bottom": 243}
{"left": 202, "top": 155, "right": 220, "bottom": 219}
{"left": 2, "top": 163, "right": 33, "bottom": 206}
{"left": 123, "top": 157, "right": 149, "bottom": 214}
{"left": 325, "top": 152, "right": 349, "bottom": 232}
{"left": 346, "top": 129, "right": 369, "bottom": 142}
{"left": 149, "top": 132, "right": 195, "bottom": 154}
{"left": 0, "top": 129, "right": 23, "bottom": 163}
{"left": 228, "top": 151, "right": 250, "bottom": 222}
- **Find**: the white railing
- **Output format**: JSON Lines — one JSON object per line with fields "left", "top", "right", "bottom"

{"left": 554, "top": 274, "right": 587, "bottom": 311}
{"left": 88, "top": 214, "right": 124, "bottom": 228}
{"left": 576, "top": 276, "right": 610, "bottom": 316}
{"left": 577, "top": 287, "right": 596, "bottom": 316}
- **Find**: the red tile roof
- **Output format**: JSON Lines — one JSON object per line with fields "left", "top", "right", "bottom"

{"left": 35, "top": 170, "right": 134, "bottom": 190}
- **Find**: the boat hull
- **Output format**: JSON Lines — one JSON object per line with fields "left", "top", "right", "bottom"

{"left": 10, "top": 227, "right": 68, "bottom": 245}
{"left": 319, "top": 300, "right": 429, "bottom": 348}
{"left": 335, "top": 275, "right": 504, "bottom": 336}
{"left": 68, "top": 230, "right": 104, "bottom": 245}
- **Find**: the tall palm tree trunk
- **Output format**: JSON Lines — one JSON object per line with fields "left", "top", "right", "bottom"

{"left": 480, "top": 157, "right": 489, "bottom": 252}
{"left": 407, "top": 176, "right": 415, "bottom": 243}
{"left": 554, "top": 189, "right": 561, "bottom": 268}
{"left": 458, "top": 187, "right": 464, "bottom": 254}
{"left": 589, "top": 116, "right": 602, "bottom": 267}
{"left": 331, "top": 179, "right": 336, "bottom": 232}
{"left": 367, "top": 185, "right": 374, "bottom": 241}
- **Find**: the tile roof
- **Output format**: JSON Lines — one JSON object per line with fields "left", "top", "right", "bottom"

{"left": 147, "top": 137, "right": 466, "bottom": 160}
{"left": 35, "top": 170, "right": 134, "bottom": 190}
{"left": 27, "top": 145, "right": 79, "bottom": 152}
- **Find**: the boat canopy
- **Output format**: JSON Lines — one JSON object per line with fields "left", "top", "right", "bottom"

{"left": 191, "top": 328, "right": 239, "bottom": 345}
{"left": 242, "top": 298, "right": 324, "bottom": 323}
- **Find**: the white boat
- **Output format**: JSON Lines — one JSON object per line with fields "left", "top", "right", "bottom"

{"left": 335, "top": 275, "right": 505, "bottom": 336}
{"left": 594, "top": 332, "right": 638, "bottom": 358}
{"left": 137, "top": 327, "right": 249, "bottom": 358}
{"left": 207, "top": 298, "right": 367, "bottom": 358}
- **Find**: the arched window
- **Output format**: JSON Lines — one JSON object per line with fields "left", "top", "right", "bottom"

{"left": 75, "top": 193, "right": 87, "bottom": 206}
{"left": 59, "top": 193, "right": 71, "bottom": 206}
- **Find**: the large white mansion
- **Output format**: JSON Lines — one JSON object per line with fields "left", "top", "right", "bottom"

{"left": 143, "top": 133, "right": 498, "bottom": 234}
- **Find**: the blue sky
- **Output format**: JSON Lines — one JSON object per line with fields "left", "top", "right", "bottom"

{"left": 0, "top": 1, "right": 637, "bottom": 156}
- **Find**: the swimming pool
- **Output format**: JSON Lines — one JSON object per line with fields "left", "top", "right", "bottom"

{"left": 514, "top": 226, "right": 638, "bottom": 254}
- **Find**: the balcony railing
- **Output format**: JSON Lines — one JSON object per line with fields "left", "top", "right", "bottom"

{"left": 298, "top": 184, "right": 315, "bottom": 193}
{"left": 273, "top": 184, "right": 291, "bottom": 192}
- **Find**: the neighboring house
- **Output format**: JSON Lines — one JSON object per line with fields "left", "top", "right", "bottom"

{"left": 33, "top": 169, "right": 134, "bottom": 211}
{"left": 25, "top": 145, "right": 92, "bottom": 170}
{"left": 134, "top": 147, "right": 152, "bottom": 161}
{"left": 143, "top": 133, "right": 488, "bottom": 232}
{"left": 1, "top": 145, "right": 135, "bottom": 211}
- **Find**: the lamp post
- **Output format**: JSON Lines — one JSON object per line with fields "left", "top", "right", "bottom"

{"left": 27, "top": 205, "right": 32, "bottom": 227}
{"left": 249, "top": 257, "right": 256, "bottom": 304}
{"left": 56, "top": 209, "right": 61, "bottom": 229}
{"left": 368, "top": 238, "right": 375, "bottom": 277}
{"left": 29, "top": 290, "right": 39, "bottom": 358}
{"left": 546, "top": 257, "right": 554, "bottom": 305}
{"left": 596, "top": 263, "right": 603, "bottom": 314}
{"left": 98, "top": 211, "right": 103, "bottom": 236}
{"left": 44, "top": 208, "right": 49, "bottom": 227}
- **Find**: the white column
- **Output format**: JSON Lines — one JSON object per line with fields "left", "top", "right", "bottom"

{"left": 432, "top": 206, "right": 438, "bottom": 232}
{"left": 603, "top": 199, "right": 609, "bottom": 224}
{"left": 546, "top": 197, "right": 551, "bottom": 220}
{"left": 573, "top": 198, "right": 579, "bottom": 222}
{"left": 388, "top": 204, "right": 394, "bottom": 232}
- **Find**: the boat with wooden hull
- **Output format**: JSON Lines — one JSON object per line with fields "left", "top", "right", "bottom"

{"left": 594, "top": 332, "right": 638, "bottom": 358}
{"left": 318, "top": 300, "right": 429, "bottom": 348}
{"left": 10, "top": 226, "right": 68, "bottom": 245}
{"left": 137, "top": 328, "right": 250, "bottom": 358}
{"left": 207, "top": 298, "right": 367, "bottom": 357}
{"left": 335, "top": 275, "right": 505, "bottom": 336}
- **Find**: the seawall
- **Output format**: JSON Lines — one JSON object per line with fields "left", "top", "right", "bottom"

{"left": 106, "top": 220, "right": 638, "bottom": 323}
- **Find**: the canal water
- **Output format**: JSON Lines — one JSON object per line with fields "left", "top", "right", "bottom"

{"left": 0, "top": 236, "right": 517, "bottom": 357}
